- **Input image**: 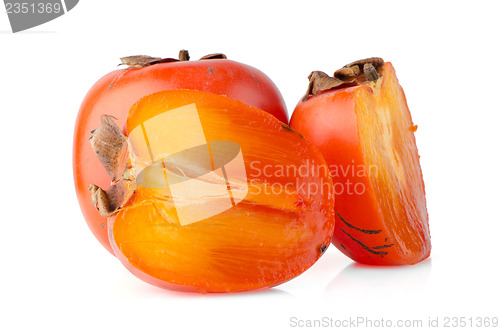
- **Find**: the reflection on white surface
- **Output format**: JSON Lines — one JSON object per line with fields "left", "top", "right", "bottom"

{"left": 111, "top": 267, "right": 294, "bottom": 299}
{"left": 325, "top": 259, "right": 432, "bottom": 295}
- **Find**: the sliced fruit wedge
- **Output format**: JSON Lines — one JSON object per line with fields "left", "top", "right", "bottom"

{"left": 290, "top": 59, "right": 430, "bottom": 265}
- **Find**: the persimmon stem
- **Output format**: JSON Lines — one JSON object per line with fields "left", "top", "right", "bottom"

{"left": 179, "top": 50, "right": 190, "bottom": 61}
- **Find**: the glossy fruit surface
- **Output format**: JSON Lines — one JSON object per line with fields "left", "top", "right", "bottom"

{"left": 290, "top": 61, "right": 430, "bottom": 265}
{"left": 74, "top": 54, "right": 288, "bottom": 253}
{"left": 96, "top": 89, "right": 335, "bottom": 292}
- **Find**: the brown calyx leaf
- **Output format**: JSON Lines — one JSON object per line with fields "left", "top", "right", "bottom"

{"left": 334, "top": 67, "right": 357, "bottom": 81}
{"left": 119, "top": 55, "right": 161, "bottom": 68}
{"left": 119, "top": 55, "right": 179, "bottom": 68}
{"left": 89, "top": 180, "right": 136, "bottom": 217}
{"left": 89, "top": 184, "right": 110, "bottom": 216}
{"left": 89, "top": 115, "right": 128, "bottom": 182}
{"left": 334, "top": 57, "right": 384, "bottom": 81}
{"left": 350, "top": 65, "right": 361, "bottom": 76}
{"left": 363, "top": 63, "right": 380, "bottom": 81}
{"left": 89, "top": 115, "right": 136, "bottom": 217}
{"left": 200, "top": 53, "right": 227, "bottom": 60}
{"left": 303, "top": 71, "right": 355, "bottom": 101}
{"left": 304, "top": 57, "right": 385, "bottom": 100}
{"left": 346, "top": 57, "right": 384, "bottom": 70}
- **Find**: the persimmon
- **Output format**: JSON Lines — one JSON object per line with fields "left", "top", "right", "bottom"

{"left": 86, "top": 89, "right": 335, "bottom": 292}
{"left": 290, "top": 58, "right": 430, "bottom": 265}
{"left": 73, "top": 51, "right": 288, "bottom": 254}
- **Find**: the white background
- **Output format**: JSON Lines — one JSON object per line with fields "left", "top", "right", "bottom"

{"left": 1, "top": 1, "right": 499, "bottom": 330}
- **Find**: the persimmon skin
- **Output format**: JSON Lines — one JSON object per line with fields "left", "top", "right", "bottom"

{"left": 110, "top": 90, "right": 335, "bottom": 293}
{"left": 73, "top": 59, "right": 288, "bottom": 254}
{"left": 290, "top": 63, "right": 430, "bottom": 265}
{"left": 291, "top": 87, "right": 394, "bottom": 264}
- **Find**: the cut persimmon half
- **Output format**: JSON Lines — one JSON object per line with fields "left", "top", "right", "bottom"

{"left": 88, "top": 89, "right": 335, "bottom": 292}
{"left": 290, "top": 59, "right": 430, "bottom": 265}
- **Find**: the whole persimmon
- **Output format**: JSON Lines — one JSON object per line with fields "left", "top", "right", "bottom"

{"left": 82, "top": 89, "right": 335, "bottom": 293}
{"left": 290, "top": 58, "right": 431, "bottom": 265}
{"left": 73, "top": 51, "right": 288, "bottom": 254}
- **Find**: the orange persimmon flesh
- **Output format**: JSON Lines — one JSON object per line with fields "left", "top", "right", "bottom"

{"left": 110, "top": 90, "right": 335, "bottom": 293}
{"left": 357, "top": 64, "right": 429, "bottom": 261}
{"left": 291, "top": 63, "right": 430, "bottom": 265}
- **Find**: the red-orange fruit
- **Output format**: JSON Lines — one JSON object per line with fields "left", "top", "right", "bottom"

{"left": 290, "top": 59, "right": 430, "bottom": 265}
{"left": 88, "top": 89, "right": 335, "bottom": 292}
{"left": 73, "top": 51, "right": 288, "bottom": 255}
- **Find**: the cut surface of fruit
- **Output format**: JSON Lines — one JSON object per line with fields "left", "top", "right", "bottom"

{"left": 357, "top": 64, "right": 429, "bottom": 261}
{"left": 92, "top": 90, "right": 335, "bottom": 292}
{"left": 290, "top": 61, "right": 430, "bottom": 265}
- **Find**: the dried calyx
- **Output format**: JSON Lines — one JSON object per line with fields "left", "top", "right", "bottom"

{"left": 88, "top": 116, "right": 136, "bottom": 217}
{"left": 119, "top": 50, "right": 227, "bottom": 68}
{"left": 303, "top": 57, "right": 384, "bottom": 101}
{"left": 87, "top": 114, "right": 245, "bottom": 218}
